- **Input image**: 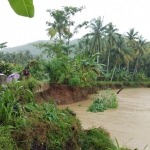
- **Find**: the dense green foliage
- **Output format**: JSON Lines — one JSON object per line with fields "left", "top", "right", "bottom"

{"left": 44, "top": 54, "right": 102, "bottom": 87}
{"left": 0, "top": 50, "right": 41, "bottom": 66}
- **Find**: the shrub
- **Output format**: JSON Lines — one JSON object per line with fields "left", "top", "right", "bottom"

{"left": 0, "top": 126, "right": 16, "bottom": 150}
{"left": 69, "top": 76, "right": 81, "bottom": 87}
{"left": 79, "top": 127, "right": 117, "bottom": 150}
{"left": 87, "top": 89, "right": 118, "bottom": 112}
{"left": 0, "top": 80, "right": 34, "bottom": 125}
{"left": 0, "top": 61, "right": 13, "bottom": 75}
{"left": 23, "top": 77, "right": 38, "bottom": 92}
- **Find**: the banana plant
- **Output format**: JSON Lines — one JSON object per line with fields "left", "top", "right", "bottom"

{"left": 8, "top": 0, "right": 34, "bottom": 18}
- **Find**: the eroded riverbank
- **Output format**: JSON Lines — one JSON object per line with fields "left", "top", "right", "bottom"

{"left": 58, "top": 88, "right": 150, "bottom": 150}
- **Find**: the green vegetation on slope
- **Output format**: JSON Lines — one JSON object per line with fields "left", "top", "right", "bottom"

{"left": 0, "top": 80, "right": 131, "bottom": 150}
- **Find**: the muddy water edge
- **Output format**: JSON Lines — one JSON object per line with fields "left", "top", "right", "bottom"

{"left": 58, "top": 88, "right": 150, "bottom": 150}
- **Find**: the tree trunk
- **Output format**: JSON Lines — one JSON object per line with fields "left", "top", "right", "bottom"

{"left": 132, "top": 58, "right": 139, "bottom": 79}
{"left": 118, "top": 63, "right": 121, "bottom": 70}
{"left": 96, "top": 45, "right": 99, "bottom": 63}
{"left": 107, "top": 49, "right": 110, "bottom": 74}
{"left": 126, "top": 60, "right": 129, "bottom": 75}
{"left": 67, "top": 38, "right": 70, "bottom": 56}
{"left": 58, "top": 31, "right": 61, "bottom": 40}
{"left": 111, "top": 60, "right": 117, "bottom": 81}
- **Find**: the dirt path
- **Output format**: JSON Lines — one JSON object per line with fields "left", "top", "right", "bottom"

{"left": 58, "top": 88, "right": 150, "bottom": 150}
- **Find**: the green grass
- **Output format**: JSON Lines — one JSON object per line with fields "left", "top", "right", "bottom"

{"left": 0, "top": 80, "right": 132, "bottom": 149}
{"left": 79, "top": 127, "right": 117, "bottom": 150}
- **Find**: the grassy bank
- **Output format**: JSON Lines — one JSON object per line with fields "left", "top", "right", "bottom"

{"left": 0, "top": 80, "right": 133, "bottom": 150}
{"left": 97, "top": 81, "right": 150, "bottom": 89}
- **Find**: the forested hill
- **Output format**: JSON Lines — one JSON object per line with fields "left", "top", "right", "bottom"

{"left": 2, "top": 39, "right": 78, "bottom": 56}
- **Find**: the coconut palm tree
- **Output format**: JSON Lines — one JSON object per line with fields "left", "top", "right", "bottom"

{"left": 84, "top": 16, "right": 107, "bottom": 63}
{"left": 24, "top": 50, "right": 34, "bottom": 60}
{"left": 126, "top": 28, "right": 139, "bottom": 46}
{"left": 46, "top": 9, "right": 69, "bottom": 40}
{"left": 78, "top": 35, "right": 91, "bottom": 54}
{"left": 110, "top": 35, "right": 133, "bottom": 81}
{"left": 0, "top": 51, "right": 5, "bottom": 62}
{"left": 105, "top": 22, "right": 119, "bottom": 73}
{"left": 132, "top": 35, "right": 149, "bottom": 79}
{"left": 125, "top": 28, "right": 139, "bottom": 74}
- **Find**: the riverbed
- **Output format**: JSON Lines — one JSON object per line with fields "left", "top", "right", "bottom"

{"left": 58, "top": 88, "right": 150, "bottom": 150}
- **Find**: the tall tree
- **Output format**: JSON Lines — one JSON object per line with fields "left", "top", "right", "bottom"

{"left": 77, "top": 35, "right": 91, "bottom": 54}
{"left": 105, "top": 22, "right": 118, "bottom": 73}
{"left": 125, "top": 28, "right": 139, "bottom": 74}
{"left": 126, "top": 28, "right": 139, "bottom": 46}
{"left": 84, "top": 17, "right": 107, "bottom": 63}
{"left": 132, "top": 35, "right": 149, "bottom": 78}
{"left": 110, "top": 35, "right": 132, "bottom": 81}
{"left": 46, "top": 6, "right": 84, "bottom": 41}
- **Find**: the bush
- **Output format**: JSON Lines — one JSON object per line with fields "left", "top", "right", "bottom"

{"left": 0, "top": 126, "right": 16, "bottom": 150}
{"left": 0, "top": 80, "right": 34, "bottom": 125}
{"left": 79, "top": 127, "right": 117, "bottom": 150}
{"left": 87, "top": 89, "right": 118, "bottom": 112}
{"left": 0, "top": 61, "right": 13, "bottom": 75}
{"left": 69, "top": 76, "right": 81, "bottom": 87}
{"left": 23, "top": 77, "right": 38, "bottom": 92}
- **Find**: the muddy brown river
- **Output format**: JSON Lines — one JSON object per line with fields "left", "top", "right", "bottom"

{"left": 59, "top": 88, "right": 150, "bottom": 150}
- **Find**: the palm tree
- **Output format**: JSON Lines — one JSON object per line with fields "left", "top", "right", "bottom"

{"left": 17, "top": 50, "right": 25, "bottom": 64}
{"left": 110, "top": 35, "right": 133, "bottom": 81}
{"left": 132, "top": 35, "right": 149, "bottom": 79}
{"left": 10, "top": 52, "right": 17, "bottom": 64}
{"left": 46, "top": 7, "right": 83, "bottom": 41}
{"left": 105, "top": 22, "right": 119, "bottom": 73}
{"left": 24, "top": 50, "right": 34, "bottom": 60}
{"left": 0, "top": 51, "right": 5, "bottom": 62}
{"left": 126, "top": 28, "right": 139, "bottom": 46}
{"left": 46, "top": 10, "right": 69, "bottom": 40}
{"left": 84, "top": 16, "right": 107, "bottom": 63}
{"left": 77, "top": 35, "right": 91, "bottom": 54}
{"left": 125, "top": 28, "right": 139, "bottom": 74}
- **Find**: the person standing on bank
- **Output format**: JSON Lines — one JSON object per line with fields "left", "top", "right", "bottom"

{"left": 23, "top": 67, "right": 30, "bottom": 80}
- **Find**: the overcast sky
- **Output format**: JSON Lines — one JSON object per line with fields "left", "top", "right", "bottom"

{"left": 1, "top": 0, "right": 150, "bottom": 48}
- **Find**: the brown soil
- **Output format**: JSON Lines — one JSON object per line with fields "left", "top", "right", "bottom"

{"left": 35, "top": 83, "right": 97, "bottom": 105}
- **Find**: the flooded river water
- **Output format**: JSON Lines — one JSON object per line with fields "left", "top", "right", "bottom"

{"left": 58, "top": 88, "right": 150, "bottom": 150}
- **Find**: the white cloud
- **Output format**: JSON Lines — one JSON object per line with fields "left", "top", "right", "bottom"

{"left": 0, "top": 0, "right": 150, "bottom": 47}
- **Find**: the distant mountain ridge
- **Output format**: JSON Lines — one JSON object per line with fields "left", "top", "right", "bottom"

{"left": 2, "top": 39, "right": 78, "bottom": 56}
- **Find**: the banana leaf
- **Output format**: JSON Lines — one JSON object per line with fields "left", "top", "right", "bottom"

{"left": 8, "top": 0, "right": 34, "bottom": 18}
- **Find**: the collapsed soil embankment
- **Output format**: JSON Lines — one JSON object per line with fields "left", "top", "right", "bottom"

{"left": 35, "top": 82, "right": 125, "bottom": 105}
{"left": 36, "top": 83, "right": 97, "bottom": 105}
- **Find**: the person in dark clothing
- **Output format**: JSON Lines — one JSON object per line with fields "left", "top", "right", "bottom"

{"left": 23, "top": 67, "right": 30, "bottom": 79}
{"left": 0, "top": 69, "right": 3, "bottom": 74}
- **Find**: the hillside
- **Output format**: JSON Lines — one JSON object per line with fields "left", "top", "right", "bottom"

{"left": 2, "top": 39, "right": 78, "bottom": 56}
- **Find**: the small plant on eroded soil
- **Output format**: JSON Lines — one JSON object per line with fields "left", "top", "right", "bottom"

{"left": 87, "top": 89, "right": 118, "bottom": 112}
{"left": 78, "top": 127, "right": 117, "bottom": 150}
